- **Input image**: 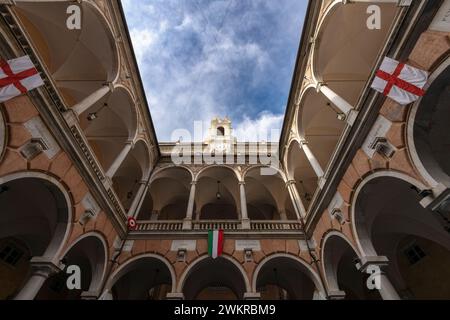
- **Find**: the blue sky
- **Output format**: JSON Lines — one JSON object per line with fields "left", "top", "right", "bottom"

{"left": 122, "top": 0, "right": 307, "bottom": 142}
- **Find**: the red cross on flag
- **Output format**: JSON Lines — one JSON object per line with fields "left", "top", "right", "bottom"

{"left": 0, "top": 55, "right": 44, "bottom": 103}
{"left": 371, "top": 57, "right": 428, "bottom": 105}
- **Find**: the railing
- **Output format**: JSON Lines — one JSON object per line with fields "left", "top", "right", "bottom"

{"left": 136, "top": 220, "right": 183, "bottom": 231}
{"left": 250, "top": 220, "right": 302, "bottom": 231}
{"left": 193, "top": 220, "right": 241, "bottom": 231}
{"left": 135, "top": 220, "right": 302, "bottom": 232}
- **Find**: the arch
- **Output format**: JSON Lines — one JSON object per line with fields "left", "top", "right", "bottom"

{"left": 177, "top": 254, "right": 251, "bottom": 299}
{"left": 242, "top": 165, "right": 287, "bottom": 182}
{"left": 150, "top": 165, "right": 194, "bottom": 185}
{"left": 0, "top": 106, "right": 6, "bottom": 162}
{"left": 320, "top": 231, "right": 379, "bottom": 300}
{"left": 296, "top": 87, "right": 345, "bottom": 171}
{"left": 244, "top": 166, "right": 290, "bottom": 220}
{"left": 138, "top": 166, "right": 193, "bottom": 220}
{"left": 217, "top": 126, "right": 225, "bottom": 136}
{"left": 14, "top": 1, "right": 120, "bottom": 106}
{"left": 285, "top": 139, "right": 317, "bottom": 209}
{"left": 195, "top": 165, "right": 241, "bottom": 182}
{"left": 0, "top": 171, "right": 73, "bottom": 260}
{"left": 196, "top": 166, "right": 240, "bottom": 220}
{"left": 252, "top": 253, "right": 326, "bottom": 299}
{"left": 407, "top": 55, "right": 450, "bottom": 188}
{"left": 112, "top": 139, "right": 151, "bottom": 210}
{"left": 105, "top": 254, "right": 176, "bottom": 300}
{"left": 59, "top": 232, "right": 108, "bottom": 293}
{"left": 0, "top": 172, "right": 72, "bottom": 299}
{"left": 312, "top": 1, "right": 398, "bottom": 104}
{"left": 351, "top": 171, "right": 428, "bottom": 256}
{"left": 81, "top": 86, "right": 139, "bottom": 172}
{"left": 351, "top": 171, "right": 450, "bottom": 299}
{"left": 36, "top": 232, "right": 108, "bottom": 299}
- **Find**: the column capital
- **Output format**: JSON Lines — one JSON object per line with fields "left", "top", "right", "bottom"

{"left": 104, "top": 81, "right": 115, "bottom": 92}
{"left": 315, "top": 81, "right": 326, "bottom": 92}
{"left": 286, "top": 179, "right": 296, "bottom": 187}
{"left": 355, "top": 256, "right": 389, "bottom": 272}
{"left": 238, "top": 181, "right": 246, "bottom": 186}
{"left": 29, "top": 257, "right": 61, "bottom": 278}
{"left": 191, "top": 180, "right": 197, "bottom": 186}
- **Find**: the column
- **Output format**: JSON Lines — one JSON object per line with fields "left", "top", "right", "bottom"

{"left": 183, "top": 181, "right": 197, "bottom": 230}
{"left": 301, "top": 141, "right": 326, "bottom": 189}
{"left": 356, "top": 256, "right": 400, "bottom": 300}
{"left": 98, "top": 290, "right": 113, "bottom": 300}
{"left": 318, "top": 83, "right": 358, "bottom": 125}
{"left": 378, "top": 273, "right": 401, "bottom": 300}
{"left": 128, "top": 181, "right": 148, "bottom": 218}
{"left": 286, "top": 180, "right": 307, "bottom": 219}
{"left": 14, "top": 257, "right": 61, "bottom": 300}
{"left": 106, "top": 141, "right": 133, "bottom": 179}
{"left": 279, "top": 210, "right": 288, "bottom": 220}
{"left": 72, "top": 84, "right": 112, "bottom": 116}
{"left": 239, "top": 181, "right": 250, "bottom": 229}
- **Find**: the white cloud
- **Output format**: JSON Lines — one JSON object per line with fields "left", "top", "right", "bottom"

{"left": 130, "top": 28, "right": 158, "bottom": 63}
{"left": 234, "top": 112, "right": 284, "bottom": 142}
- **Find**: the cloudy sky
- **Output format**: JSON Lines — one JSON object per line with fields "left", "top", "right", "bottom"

{"left": 122, "top": 0, "right": 306, "bottom": 142}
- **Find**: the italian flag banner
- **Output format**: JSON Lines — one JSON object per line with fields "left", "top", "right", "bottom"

{"left": 208, "top": 229, "right": 224, "bottom": 259}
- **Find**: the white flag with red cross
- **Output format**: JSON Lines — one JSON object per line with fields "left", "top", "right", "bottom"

{"left": 371, "top": 57, "right": 428, "bottom": 105}
{"left": 0, "top": 55, "right": 44, "bottom": 103}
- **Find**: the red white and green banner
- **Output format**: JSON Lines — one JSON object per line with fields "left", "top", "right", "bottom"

{"left": 208, "top": 229, "right": 224, "bottom": 259}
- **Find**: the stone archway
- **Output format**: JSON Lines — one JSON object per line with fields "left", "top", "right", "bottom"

{"left": 180, "top": 255, "right": 250, "bottom": 300}
{"left": 352, "top": 173, "right": 450, "bottom": 299}
{"left": 35, "top": 233, "right": 108, "bottom": 300}
{"left": 253, "top": 254, "right": 325, "bottom": 300}
{"left": 0, "top": 173, "right": 72, "bottom": 300}
{"left": 106, "top": 255, "right": 175, "bottom": 300}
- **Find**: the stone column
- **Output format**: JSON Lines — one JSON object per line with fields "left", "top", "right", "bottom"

{"left": 300, "top": 141, "right": 326, "bottom": 188}
{"left": 356, "top": 256, "right": 400, "bottom": 300}
{"left": 183, "top": 181, "right": 197, "bottom": 230}
{"left": 106, "top": 141, "right": 133, "bottom": 179}
{"left": 14, "top": 257, "right": 61, "bottom": 300}
{"left": 128, "top": 181, "right": 148, "bottom": 218}
{"left": 98, "top": 289, "right": 113, "bottom": 300}
{"left": 239, "top": 181, "right": 250, "bottom": 229}
{"left": 286, "top": 180, "right": 307, "bottom": 219}
{"left": 318, "top": 83, "right": 358, "bottom": 125}
{"left": 72, "top": 84, "right": 112, "bottom": 116}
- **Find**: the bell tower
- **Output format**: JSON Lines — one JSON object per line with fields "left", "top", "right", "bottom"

{"left": 205, "top": 117, "right": 236, "bottom": 153}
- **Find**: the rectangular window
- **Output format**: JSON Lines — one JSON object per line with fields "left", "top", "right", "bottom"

{"left": 404, "top": 244, "right": 426, "bottom": 265}
{"left": 0, "top": 243, "right": 24, "bottom": 266}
